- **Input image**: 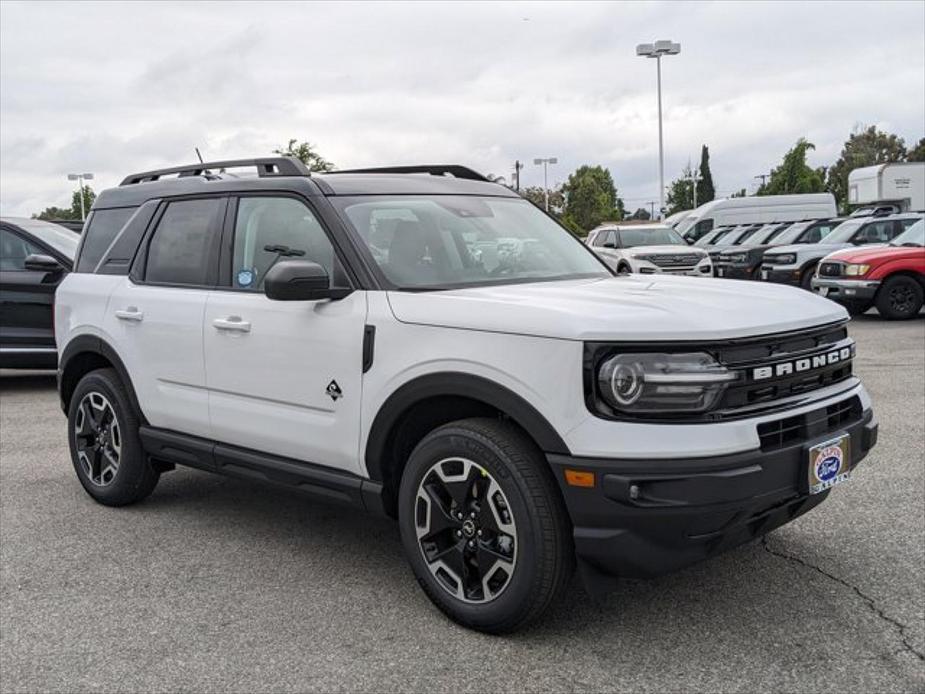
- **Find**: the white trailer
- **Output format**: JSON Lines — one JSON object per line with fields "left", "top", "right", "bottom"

{"left": 848, "top": 162, "right": 925, "bottom": 212}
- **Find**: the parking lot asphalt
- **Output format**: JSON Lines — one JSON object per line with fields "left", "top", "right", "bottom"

{"left": 1, "top": 315, "right": 923, "bottom": 694}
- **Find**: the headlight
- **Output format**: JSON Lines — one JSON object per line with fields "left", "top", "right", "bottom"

{"left": 598, "top": 353, "right": 737, "bottom": 414}
{"left": 767, "top": 253, "right": 796, "bottom": 265}
{"left": 844, "top": 263, "right": 870, "bottom": 276}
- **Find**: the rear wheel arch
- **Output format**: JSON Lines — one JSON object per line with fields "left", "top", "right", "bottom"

{"left": 59, "top": 336, "right": 145, "bottom": 422}
{"left": 365, "top": 372, "right": 570, "bottom": 517}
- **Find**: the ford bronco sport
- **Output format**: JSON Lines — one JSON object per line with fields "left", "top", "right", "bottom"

{"left": 56, "top": 158, "right": 878, "bottom": 633}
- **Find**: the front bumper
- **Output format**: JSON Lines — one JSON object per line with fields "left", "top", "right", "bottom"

{"left": 811, "top": 277, "right": 880, "bottom": 302}
{"left": 549, "top": 401, "right": 877, "bottom": 593}
{"left": 715, "top": 263, "right": 759, "bottom": 280}
{"left": 759, "top": 266, "right": 802, "bottom": 286}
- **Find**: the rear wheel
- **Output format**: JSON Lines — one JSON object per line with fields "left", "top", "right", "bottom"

{"left": 398, "top": 418, "right": 573, "bottom": 633}
{"left": 876, "top": 275, "right": 924, "bottom": 320}
{"left": 67, "top": 368, "right": 159, "bottom": 506}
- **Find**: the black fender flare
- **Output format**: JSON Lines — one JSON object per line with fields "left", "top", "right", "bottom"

{"left": 364, "top": 371, "right": 570, "bottom": 482}
{"left": 58, "top": 335, "right": 146, "bottom": 422}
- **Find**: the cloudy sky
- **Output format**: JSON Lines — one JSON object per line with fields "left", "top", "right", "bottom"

{"left": 1, "top": 0, "right": 923, "bottom": 217}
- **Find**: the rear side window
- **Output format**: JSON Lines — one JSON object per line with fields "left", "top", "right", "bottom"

{"left": 77, "top": 207, "right": 136, "bottom": 272}
{"left": 145, "top": 199, "right": 222, "bottom": 285}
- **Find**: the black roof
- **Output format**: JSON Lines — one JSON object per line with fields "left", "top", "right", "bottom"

{"left": 95, "top": 157, "right": 517, "bottom": 209}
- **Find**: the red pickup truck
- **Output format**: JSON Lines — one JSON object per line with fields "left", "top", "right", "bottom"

{"left": 812, "top": 219, "right": 924, "bottom": 319}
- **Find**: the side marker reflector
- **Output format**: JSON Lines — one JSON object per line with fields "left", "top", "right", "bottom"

{"left": 564, "top": 469, "right": 595, "bottom": 488}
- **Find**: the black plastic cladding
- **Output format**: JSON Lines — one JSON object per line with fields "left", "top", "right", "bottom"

{"left": 584, "top": 320, "right": 853, "bottom": 423}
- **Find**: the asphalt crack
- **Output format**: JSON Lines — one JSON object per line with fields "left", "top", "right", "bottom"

{"left": 761, "top": 536, "right": 924, "bottom": 663}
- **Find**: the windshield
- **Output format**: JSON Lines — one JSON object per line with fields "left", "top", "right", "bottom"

{"left": 710, "top": 227, "right": 751, "bottom": 247}
{"left": 824, "top": 220, "right": 865, "bottom": 244}
{"left": 619, "top": 227, "right": 685, "bottom": 247}
{"left": 891, "top": 220, "right": 924, "bottom": 246}
{"left": 333, "top": 195, "right": 610, "bottom": 289}
{"left": 6, "top": 218, "right": 79, "bottom": 259}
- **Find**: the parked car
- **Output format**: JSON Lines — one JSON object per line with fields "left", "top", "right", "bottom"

{"left": 693, "top": 224, "right": 764, "bottom": 264}
{"left": 0, "top": 217, "right": 78, "bottom": 368}
{"left": 676, "top": 193, "right": 837, "bottom": 244}
{"left": 760, "top": 214, "right": 923, "bottom": 290}
{"left": 812, "top": 219, "right": 925, "bottom": 319}
{"left": 54, "top": 157, "right": 877, "bottom": 633}
{"left": 586, "top": 223, "right": 711, "bottom": 276}
{"left": 714, "top": 219, "right": 842, "bottom": 280}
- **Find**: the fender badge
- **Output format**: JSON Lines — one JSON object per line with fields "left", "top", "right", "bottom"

{"left": 326, "top": 380, "right": 343, "bottom": 401}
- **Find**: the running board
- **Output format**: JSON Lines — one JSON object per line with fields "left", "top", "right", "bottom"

{"left": 138, "top": 426, "right": 386, "bottom": 515}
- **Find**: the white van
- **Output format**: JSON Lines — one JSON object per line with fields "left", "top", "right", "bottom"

{"left": 663, "top": 209, "right": 692, "bottom": 228}
{"left": 676, "top": 194, "right": 837, "bottom": 243}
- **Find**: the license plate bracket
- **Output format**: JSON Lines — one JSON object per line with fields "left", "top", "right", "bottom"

{"left": 807, "top": 433, "right": 851, "bottom": 495}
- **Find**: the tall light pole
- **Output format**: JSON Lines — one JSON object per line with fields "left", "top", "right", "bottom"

{"left": 67, "top": 173, "right": 94, "bottom": 221}
{"left": 533, "top": 157, "right": 558, "bottom": 211}
{"left": 636, "top": 40, "right": 680, "bottom": 220}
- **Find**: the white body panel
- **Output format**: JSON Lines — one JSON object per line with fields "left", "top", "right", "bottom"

{"left": 848, "top": 163, "right": 925, "bottom": 211}
{"left": 677, "top": 194, "right": 837, "bottom": 236}
{"left": 203, "top": 290, "right": 368, "bottom": 473}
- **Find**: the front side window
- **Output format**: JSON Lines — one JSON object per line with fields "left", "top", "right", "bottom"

{"left": 77, "top": 207, "right": 136, "bottom": 272}
{"left": 334, "top": 195, "right": 609, "bottom": 289}
{"left": 231, "top": 197, "right": 339, "bottom": 291}
{"left": 853, "top": 220, "right": 896, "bottom": 245}
{"left": 0, "top": 228, "right": 42, "bottom": 271}
{"left": 145, "top": 198, "right": 222, "bottom": 285}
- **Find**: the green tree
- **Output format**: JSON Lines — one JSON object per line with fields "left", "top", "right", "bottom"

{"left": 907, "top": 137, "right": 925, "bottom": 162}
{"left": 33, "top": 185, "right": 96, "bottom": 221}
{"left": 273, "top": 139, "right": 335, "bottom": 172}
{"left": 730, "top": 188, "right": 747, "bottom": 198}
{"left": 520, "top": 186, "right": 565, "bottom": 216}
{"left": 561, "top": 165, "right": 624, "bottom": 232}
{"left": 666, "top": 164, "right": 696, "bottom": 214}
{"left": 696, "top": 145, "right": 715, "bottom": 205}
{"left": 825, "top": 126, "right": 907, "bottom": 210}
{"left": 756, "top": 138, "right": 826, "bottom": 196}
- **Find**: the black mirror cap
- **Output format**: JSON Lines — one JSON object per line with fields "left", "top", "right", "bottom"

{"left": 24, "top": 253, "right": 64, "bottom": 272}
{"left": 263, "top": 260, "right": 351, "bottom": 301}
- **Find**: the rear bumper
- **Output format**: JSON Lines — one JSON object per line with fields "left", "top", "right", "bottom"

{"left": 811, "top": 278, "right": 880, "bottom": 302}
{"left": 548, "top": 406, "right": 877, "bottom": 592}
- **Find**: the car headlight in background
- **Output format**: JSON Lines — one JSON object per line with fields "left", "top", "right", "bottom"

{"left": 844, "top": 264, "right": 870, "bottom": 276}
{"left": 598, "top": 353, "right": 737, "bottom": 414}
{"left": 766, "top": 253, "right": 796, "bottom": 265}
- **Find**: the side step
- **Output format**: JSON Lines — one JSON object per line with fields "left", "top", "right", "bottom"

{"left": 139, "top": 426, "right": 386, "bottom": 515}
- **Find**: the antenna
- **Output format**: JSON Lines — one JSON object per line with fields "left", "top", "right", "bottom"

{"left": 195, "top": 147, "right": 204, "bottom": 164}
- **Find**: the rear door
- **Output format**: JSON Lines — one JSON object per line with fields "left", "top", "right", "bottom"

{"left": 105, "top": 197, "right": 224, "bottom": 437}
{"left": 203, "top": 194, "right": 367, "bottom": 473}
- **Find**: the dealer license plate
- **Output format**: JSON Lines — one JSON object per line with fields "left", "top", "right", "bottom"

{"left": 808, "top": 433, "right": 851, "bottom": 495}
{"left": 817, "top": 286, "right": 829, "bottom": 297}
{"left": 716, "top": 268, "right": 725, "bottom": 277}
{"left": 761, "top": 269, "right": 769, "bottom": 280}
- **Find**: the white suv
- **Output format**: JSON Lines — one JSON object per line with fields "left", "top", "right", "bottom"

{"left": 586, "top": 223, "right": 712, "bottom": 276}
{"left": 55, "top": 158, "right": 878, "bottom": 633}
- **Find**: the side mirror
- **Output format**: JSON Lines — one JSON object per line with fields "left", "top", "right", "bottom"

{"left": 24, "top": 253, "right": 64, "bottom": 273}
{"left": 685, "top": 237, "right": 695, "bottom": 245}
{"left": 263, "top": 260, "right": 351, "bottom": 301}
{"left": 602, "top": 241, "right": 617, "bottom": 249}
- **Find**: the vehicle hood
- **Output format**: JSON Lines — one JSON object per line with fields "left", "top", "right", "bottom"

{"left": 386, "top": 276, "right": 846, "bottom": 342}
{"left": 822, "top": 245, "right": 920, "bottom": 264}
{"left": 769, "top": 242, "right": 852, "bottom": 258}
{"left": 624, "top": 245, "right": 706, "bottom": 258}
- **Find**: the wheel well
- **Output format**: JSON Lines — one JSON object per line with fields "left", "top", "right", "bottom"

{"left": 879, "top": 270, "right": 925, "bottom": 289}
{"left": 60, "top": 351, "right": 113, "bottom": 412}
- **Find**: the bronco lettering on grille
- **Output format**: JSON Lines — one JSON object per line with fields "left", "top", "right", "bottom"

{"left": 752, "top": 346, "right": 854, "bottom": 381}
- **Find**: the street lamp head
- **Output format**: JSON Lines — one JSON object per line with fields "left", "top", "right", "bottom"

{"left": 82, "top": 173, "right": 94, "bottom": 180}
{"left": 548, "top": 157, "right": 558, "bottom": 165}
{"left": 636, "top": 43, "right": 655, "bottom": 57}
{"left": 533, "top": 158, "right": 543, "bottom": 165}
{"left": 67, "top": 174, "right": 79, "bottom": 181}
{"left": 533, "top": 157, "right": 558, "bottom": 165}
{"left": 636, "top": 40, "right": 680, "bottom": 57}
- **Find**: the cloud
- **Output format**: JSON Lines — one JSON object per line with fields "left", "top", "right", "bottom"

{"left": 1, "top": 0, "right": 923, "bottom": 216}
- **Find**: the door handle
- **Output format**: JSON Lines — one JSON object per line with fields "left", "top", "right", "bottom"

{"left": 212, "top": 316, "right": 251, "bottom": 333}
{"left": 115, "top": 307, "right": 143, "bottom": 322}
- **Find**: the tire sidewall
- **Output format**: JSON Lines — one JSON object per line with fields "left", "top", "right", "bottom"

{"left": 397, "top": 426, "right": 546, "bottom": 629}
{"left": 67, "top": 369, "right": 151, "bottom": 504}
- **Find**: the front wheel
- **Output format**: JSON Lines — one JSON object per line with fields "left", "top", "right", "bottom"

{"left": 398, "top": 418, "right": 573, "bottom": 633}
{"left": 876, "top": 275, "right": 924, "bottom": 320}
{"left": 800, "top": 265, "right": 817, "bottom": 290}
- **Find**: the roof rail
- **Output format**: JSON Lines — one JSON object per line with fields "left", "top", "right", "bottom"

{"left": 327, "top": 164, "right": 490, "bottom": 182}
{"left": 119, "top": 157, "right": 309, "bottom": 186}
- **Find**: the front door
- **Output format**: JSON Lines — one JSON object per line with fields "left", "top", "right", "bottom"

{"left": 203, "top": 195, "right": 367, "bottom": 474}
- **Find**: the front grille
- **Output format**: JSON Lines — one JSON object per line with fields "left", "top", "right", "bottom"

{"left": 638, "top": 253, "right": 702, "bottom": 268}
{"left": 757, "top": 396, "right": 863, "bottom": 451}
{"left": 819, "top": 262, "right": 842, "bottom": 277}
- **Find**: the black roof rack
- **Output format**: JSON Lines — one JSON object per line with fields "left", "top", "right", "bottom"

{"left": 119, "top": 157, "right": 309, "bottom": 186}
{"left": 327, "top": 165, "right": 490, "bottom": 182}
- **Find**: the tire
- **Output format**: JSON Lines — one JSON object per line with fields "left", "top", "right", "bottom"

{"left": 800, "top": 265, "right": 816, "bottom": 291}
{"left": 843, "top": 300, "right": 872, "bottom": 316}
{"left": 875, "top": 275, "right": 924, "bottom": 320}
{"left": 397, "top": 418, "right": 574, "bottom": 633}
{"left": 617, "top": 263, "right": 631, "bottom": 275}
{"left": 67, "top": 368, "right": 159, "bottom": 506}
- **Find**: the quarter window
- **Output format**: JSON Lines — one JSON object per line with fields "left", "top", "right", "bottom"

{"left": 145, "top": 198, "right": 222, "bottom": 285}
{"left": 77, "top": 207, "right": 136, "bottom": 273}
{"left": 0, "top": 228, "right": 42, "bottom": 271}
{"left": 231, "top": 197, "right": 338, "bottom": 291}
